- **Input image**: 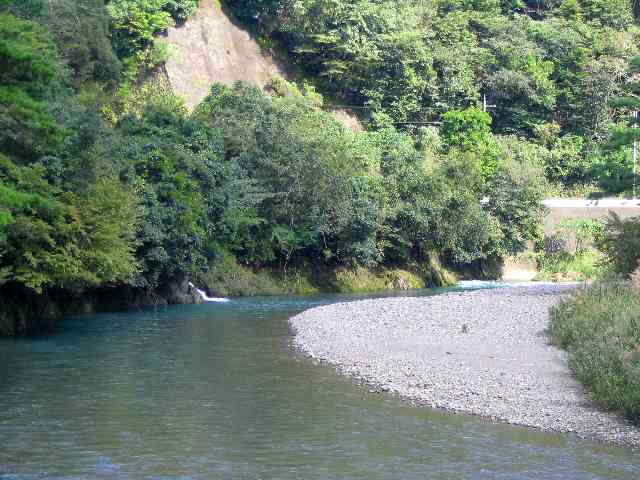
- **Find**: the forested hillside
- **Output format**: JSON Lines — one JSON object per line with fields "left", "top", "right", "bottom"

{"left": 229, "top": 0, "right": 640, "bottom": 193}
{"left": 0, "top": 0, "right": 637, "bottom": 333}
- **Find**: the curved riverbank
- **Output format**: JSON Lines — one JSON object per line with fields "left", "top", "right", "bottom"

{"left": 290, "top": 284, "right": 640, "bottom": 447}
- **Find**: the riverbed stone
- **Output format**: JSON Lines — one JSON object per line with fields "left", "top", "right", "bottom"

{"left": 289, "top": 284, "right": 640, "bottom": 448}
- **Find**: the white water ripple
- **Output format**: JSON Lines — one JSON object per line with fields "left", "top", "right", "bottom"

{"left": 188, "top": 282, "right": 230, "bottom": 303}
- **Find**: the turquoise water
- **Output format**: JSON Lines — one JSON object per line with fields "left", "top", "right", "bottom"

{"left": 1, "top": 289, "right": 639, "bottom": 479}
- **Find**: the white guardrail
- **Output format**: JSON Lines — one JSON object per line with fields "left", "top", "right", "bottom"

{"left": 542, "top": 199, "right": 640, "bottom": 208}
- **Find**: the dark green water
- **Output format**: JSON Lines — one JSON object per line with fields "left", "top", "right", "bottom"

{"left": 1, "top": 288, "right": 639, "bottom": 479}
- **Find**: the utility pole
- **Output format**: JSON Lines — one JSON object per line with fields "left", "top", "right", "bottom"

{"left": 483, "top": 94, "right": 496, "bottom": 113}
{"left": 634, "top": 110, "right": 638, "bottom": 199}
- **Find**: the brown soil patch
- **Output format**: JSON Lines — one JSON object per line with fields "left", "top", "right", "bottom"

{"left": 162, "top": 0, "right": 364, "bottom": 131}
{"left": 163, "top": 0, "right": 286, "bottom": 110}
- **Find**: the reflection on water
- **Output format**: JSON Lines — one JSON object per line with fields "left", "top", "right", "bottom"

{"left": 0, "top": 288, "right": 639, "bottom": 479}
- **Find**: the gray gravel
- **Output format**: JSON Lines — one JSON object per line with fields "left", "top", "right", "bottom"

{"left": 290, "top": 284, "right": 640, "bottom": 447}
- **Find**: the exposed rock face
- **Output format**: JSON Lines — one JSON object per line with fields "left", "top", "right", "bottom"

{"left": 160, "top": 274, "right": 203, "bottom": 305}
{"left": 162, "top": 0, "right": 364, "bottom": 131}
{"left": 0, "top": 277, "right": 202, "bottom": 336}
{"left": 0, "top": 286, "right": 61, "bottom": 336}
{"left": 327, "top": 108, "right": 364, "bottom": 133}
{"left": 163, "top": 0, "right": 286, "bottom": 109}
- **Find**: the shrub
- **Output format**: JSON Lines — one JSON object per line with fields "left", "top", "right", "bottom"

{"left": 165, "top": 0, "right": 200, "bottom": 21}
{"left": 0, "top": 12, "right": 67, "bottom": 160}
{"left": 590, "top": 148, "right": 634, "bottom": 194}
{"left": 549, "top": 282, "right": 640, "bottom": 423}
{"left": 596, "top": 213, "right": 640, "bottom": 275}
{"left": 536, "top": 249, "right": 604, "bottom": 281}
{"left": 196, "top": 253, "right": 285, "bottom": 297}
{"left": 536, "top": 218, "right": 605, "bottom": 281}
{"left": 107, "top": 0, "right": 174, "bottom": 55}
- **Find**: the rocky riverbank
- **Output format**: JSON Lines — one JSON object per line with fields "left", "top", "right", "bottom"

{"left": 290, "top": 284, "right": 640, "bottom": 447}
{"left": 0, "top": 276, "right": 203, "bottom": 336}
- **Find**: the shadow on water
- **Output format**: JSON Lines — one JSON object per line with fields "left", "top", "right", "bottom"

{"left": 0, "top": 285, "right": 639, "bottom": 479}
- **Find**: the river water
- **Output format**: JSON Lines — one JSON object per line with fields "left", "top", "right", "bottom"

{"left": 1, "top": 288, "right": 639, "bottom": 479}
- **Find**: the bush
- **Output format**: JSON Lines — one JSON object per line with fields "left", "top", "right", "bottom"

{"left": 535, "top": 218, "right": 605, "bottom": 281}
{"left": 549, "top": 282, "right": 640, "bottom": 423}
{"left": 589, "top": 148, "right": 634, "bottom": 194}
{"left": 196, "top": 253, "right": 286, "bottom": 297}
{"left": 0, "top": 12, "right": 67, "bottom": 160}
{"left": 107, "top": 0, "right": 174, "bottom": 55}
{"left": 596, "top": 213, "right": 640, "bottom": 275}
{"left": 165, "top": 0, "right": 200, "bottom": 21}
{"left": 536, "top": 249, "right": 603, "bottom": 281}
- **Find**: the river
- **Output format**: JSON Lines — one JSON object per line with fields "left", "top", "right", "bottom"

{"left": 1, "top": 287, "right": 639, "bottom": 479}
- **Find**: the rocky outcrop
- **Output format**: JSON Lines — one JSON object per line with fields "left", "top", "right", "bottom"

{"left": 0, "top": 277, "right": 202, "bottom": 336}
{"left": 0, "top": 286, "right": 63, "bottom": 336}
{"left": 159, "top": 274, "right": 203, "bottom": 305}
{"left": 162, "top": 0, "right": 364, "bottom": 131}
{"left": 163, "top": 0, "right": 286, "bottom": 110}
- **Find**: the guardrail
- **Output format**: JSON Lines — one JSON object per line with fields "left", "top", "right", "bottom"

{"left": 542, "top": 199, "right": 640, "bottom": 208}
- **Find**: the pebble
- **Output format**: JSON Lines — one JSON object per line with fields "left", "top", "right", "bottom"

{"left": 290, "top": 284, "right": 640, "bottom": 448}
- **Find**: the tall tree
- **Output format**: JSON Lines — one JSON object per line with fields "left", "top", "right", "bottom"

{"left": 610, "top": 57, "right": 640, "bottom": 146}
{"left": 609, "top": 56, "right": 640, "bottom": 195}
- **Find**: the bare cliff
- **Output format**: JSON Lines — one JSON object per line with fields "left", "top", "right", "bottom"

{"left": 162, "top": 0, "right": 362, "bottom": 131}
{"left": 163, "top": 0, "right": 288, "bottom": 109}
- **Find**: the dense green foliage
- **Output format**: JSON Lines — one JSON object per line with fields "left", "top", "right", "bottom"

{"left": 6, "top": 1, "right": 122, "bottom": 87}
{"left": 227, "top": 0, "right": 640, "bottom": 194}
{"left": 535, "top": 218, "right": 605, "bottom": 281}
{"left": 0, "top": 4, "right": 546, "bottom": 300}
{"left": 547, "top": 212, "right": 640, "bottom": 420}
{"left": 0, "top": 12, "right": 66, "bottom": 159}
{"left": 608, "top": 55, "right": 640, "bottom": 193}
{"left": 192, "top": 82, "right": 545, "bottom": 271}
{"left": 550, "top": 282, "right": 640, "bottom": 423}
{"left": 596, "top": 212, "right": 640, "bottom": 274}
{"left": 10, "top": 0, "right": 640, "bottom": 311}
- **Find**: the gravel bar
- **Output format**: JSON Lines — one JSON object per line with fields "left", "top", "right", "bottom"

{"left": 290, "top": 284, "right": 640, "bottom": 447}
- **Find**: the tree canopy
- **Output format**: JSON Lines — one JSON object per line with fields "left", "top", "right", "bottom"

{"left": 228, "top": 0, "right": 640, "bottom": 193}
{"left": 4, "top": 0, "right": 635, "bottom": 302}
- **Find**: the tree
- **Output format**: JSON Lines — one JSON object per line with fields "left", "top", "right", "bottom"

{"left": 44, "top": 0, "right": 122, "bottom": 87}
{"left": 107, "top": 0, "right": 174, "bottom": 56}
{"left": 596, "top": 212, "right": 640, "bottom": 274}
{"left": 194, "top": 81, "right": 389, "bottom": 268}
{"left": 112, "top": 99, "right": 238, "bottom": 287}
{"left": 608, "top": 56, "right": 640, "bottom": 194}
{"left": 0, "top": 155, "right": 141, "bottom": 293}
{"left": 0, "top": 12, "right": 67, "bottom": 161}
{"left": 441, "top": 107, "right": 493, "bottom": 150}
{"left": 610, "top": 57, "right": 640, "bottom": 146}
{"left": 441, "top": 107, "right": 500, "bottom": 179}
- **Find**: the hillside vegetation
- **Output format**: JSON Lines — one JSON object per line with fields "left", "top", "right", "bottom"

{"left": 229, "top": 0, "right": 640, "bottom": 194}
{"left": 1, "top": 0, "right": 639, "bottom": 331}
